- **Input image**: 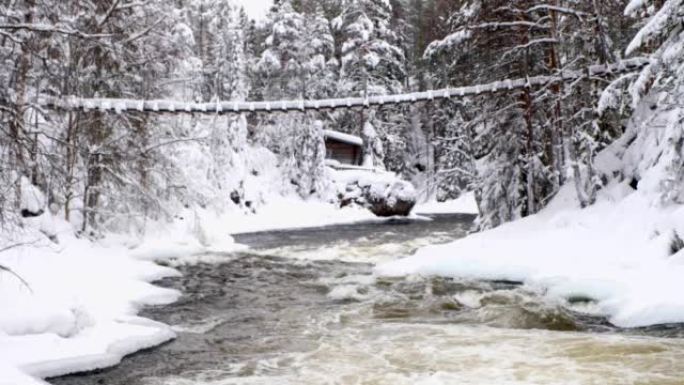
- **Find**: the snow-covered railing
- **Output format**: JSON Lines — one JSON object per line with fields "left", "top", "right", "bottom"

{"left": 37, "top": 58, "right": 649, "bottom": 115}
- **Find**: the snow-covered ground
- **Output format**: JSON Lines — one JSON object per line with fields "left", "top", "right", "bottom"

{"left": 224, "top": 198, "right": 375, "bottom": 234}
{"left": 0, "top": 222, "right": 181, "bottom": 385}
{"left": 414, "top": 192, "right": 479, "bottom": 215}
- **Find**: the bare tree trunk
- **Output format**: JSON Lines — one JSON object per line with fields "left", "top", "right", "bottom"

{"left": 547, "top": 2, "right": 563, "bottom": 188}
{"left": 10, "top": 0, "right": 36, "bottom": 208}
{"left": 591, "top": 0, "right": 616, "bottom": 63}
{"left": 521, "top": 88, "right": 536, "bottom": 216}
{"left": 64, "top": 112, "right": 78, "bottom": 222}
{"left": 569, "top": 129, "right": 589, "bottom": 208}
{"left": 424, "top": 102, "right": 435, "bottom": 199}
{"left": 83, "top": 149, "right": 103, "bottom": 233}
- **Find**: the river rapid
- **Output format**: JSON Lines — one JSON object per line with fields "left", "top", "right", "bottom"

{"left": 52, "top": 214, "right": 684, "bottom": 385}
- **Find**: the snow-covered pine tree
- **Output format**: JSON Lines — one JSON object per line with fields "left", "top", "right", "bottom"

{"left": 334, "top": 0, "right": 406, "bottom": 172}
{"left": 302, "top": 5, "right": 338, "bottom": 99}
{"left": 433, "top": 108, "right": 475, "bottom": 201}
{"left": 338, "top": 0, "right": 405, "bottom": 96}
{"left": 619, "top": 0, "right": 684, "bottom": 203}
{"left": 361, "top": 114, "right": 386, "bottom": 169}
{"left": 255, "top": 0, "right": 333, "bottom": 198}
{"left": 206, "top": 2, "right": 253, "bottom": 209}
{"left": 257, "top": 0, "right": 306, "bottom": 99}
{"left": 423, "top": 1, "right": 548, "bottom": 227}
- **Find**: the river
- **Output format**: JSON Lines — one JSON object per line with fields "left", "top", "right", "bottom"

{"left": 52, "top": 214, "right": 684, "bottom": 385}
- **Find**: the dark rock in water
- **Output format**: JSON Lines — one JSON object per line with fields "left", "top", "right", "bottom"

{"left": 373, "top": 300, "right": 416, "bottom": 319}
{"left": 488, "top": 280, "right": 524, "bottom": 290}
{"left": 515, "top": 306, "right": 579, "bottom": 331}
{"left": 430, "top": 277, "right": 474, "bottom": 296}
{"left": 630, "top": 322, "right": 684, "bottom": 338}
{"left": 566, "top": 295, "right": 596, "bottom": 305}
{"left": 439, "top": 300, "right": 463, "bottom": 311}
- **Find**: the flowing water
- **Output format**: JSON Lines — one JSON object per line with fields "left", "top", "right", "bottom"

{"left": 52, "top": 214, "right": 684, "bottom": 385}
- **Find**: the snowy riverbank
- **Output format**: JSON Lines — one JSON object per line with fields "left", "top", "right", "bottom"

{"left": 0, "top": 199, "right": 378, "bottom": 385}
{"left": 378, "top": 182, "right": 684, "bottom": 328}
{"left": 379, "top": 88, "right": 684, "bottom": 329}
{"left": 0, "top": 224, "right": 180, "bottom": 385}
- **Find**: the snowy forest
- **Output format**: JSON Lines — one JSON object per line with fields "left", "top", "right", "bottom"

{"left": 3, "top": 0, "right": 681, "bottom": 236}
{"left": 3, "top": 0, "right": 684, "bottom": 384}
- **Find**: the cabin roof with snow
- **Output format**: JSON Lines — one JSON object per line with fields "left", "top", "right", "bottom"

{"left": 323, "top": 130, "right": 363, "bottom": 146}
{"left": 323, "top": 130, "right": 363, "bottom": 166}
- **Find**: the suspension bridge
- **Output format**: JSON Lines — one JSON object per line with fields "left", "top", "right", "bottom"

{"left": 37, "top": 58, "right": 649, "bottom": 115}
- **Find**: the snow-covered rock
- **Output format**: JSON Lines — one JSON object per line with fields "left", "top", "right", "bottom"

{"left": 20, "top": 177, "right": 46, "bottom": 217}
{"left": 333, "top": 169, "right": 417, "bottom": 217}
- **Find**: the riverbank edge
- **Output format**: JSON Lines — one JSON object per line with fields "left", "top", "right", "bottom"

{"left": 0, "top": 199, "right": 389, "bottom": 385}
{"left": 377, "top": 181, "right": 684, "bottom": 328}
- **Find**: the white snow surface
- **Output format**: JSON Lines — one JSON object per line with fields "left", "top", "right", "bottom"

{"left": 0, "top": 223, "right": 181, "bottom": 384}
{"left": 234, "top": 0, "right": 270, "bottom": 21}
{"left": 226, "top": 198, "right": 376, "bottom": 235}
{"left": 414, "top": 192, "right": 479, "bottom": 215}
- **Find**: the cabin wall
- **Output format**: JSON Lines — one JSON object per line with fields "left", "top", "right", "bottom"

{"left": 325, "top": 139, "right": 362, "bottom": 165}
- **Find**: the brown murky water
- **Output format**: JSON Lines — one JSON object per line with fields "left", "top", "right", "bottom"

{"left": 51, "top": 214, "right": 684, "bottom": 385}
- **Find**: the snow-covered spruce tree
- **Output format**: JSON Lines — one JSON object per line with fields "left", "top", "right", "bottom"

{"left": 205, "top": 2, "right": 254, "bottom": 209}
{"left": 185, "top": 0, "right": 222, "bottom": 100}
{"left": 617, "top": 0, "right": 684, "bottom": 204}
{"left": 361, "top": 113, "right": 386, "bottom": 169}
{"left": 382, "top": 0, "right": 466, "bottom": 201}
{"left": 256, "top": 0, "right": 307, "bottom": 99}
{"left": 338, "top": 0, "right": 405, "bottom": 96}
{"left": 70, "top": 1, "right": 197, "bottom": 234}
{"left": 255, "top": 0, "right": 333, "bottom": 198}
{"left": 335, "top": 0, "right": 406, "bottom": 170}
{"left": 542, "top": 1, "right": 638, "bottom": 209}
{"left": 433, "top": 108, "right": 475, "bottom": 201}
{"left": 423, "top": 1, "right": 553, "bottom": 227}
{"left": 291, "top": 118, "right": 330, "bottom": 197}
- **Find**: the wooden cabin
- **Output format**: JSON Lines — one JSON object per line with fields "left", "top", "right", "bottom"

{"left": 323, "top": 130, "right": 363, "bottom": 166}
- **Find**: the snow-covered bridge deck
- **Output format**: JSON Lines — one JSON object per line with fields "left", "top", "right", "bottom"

{"left": 39, "top": 58, "right": 648, "bottom": 115}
